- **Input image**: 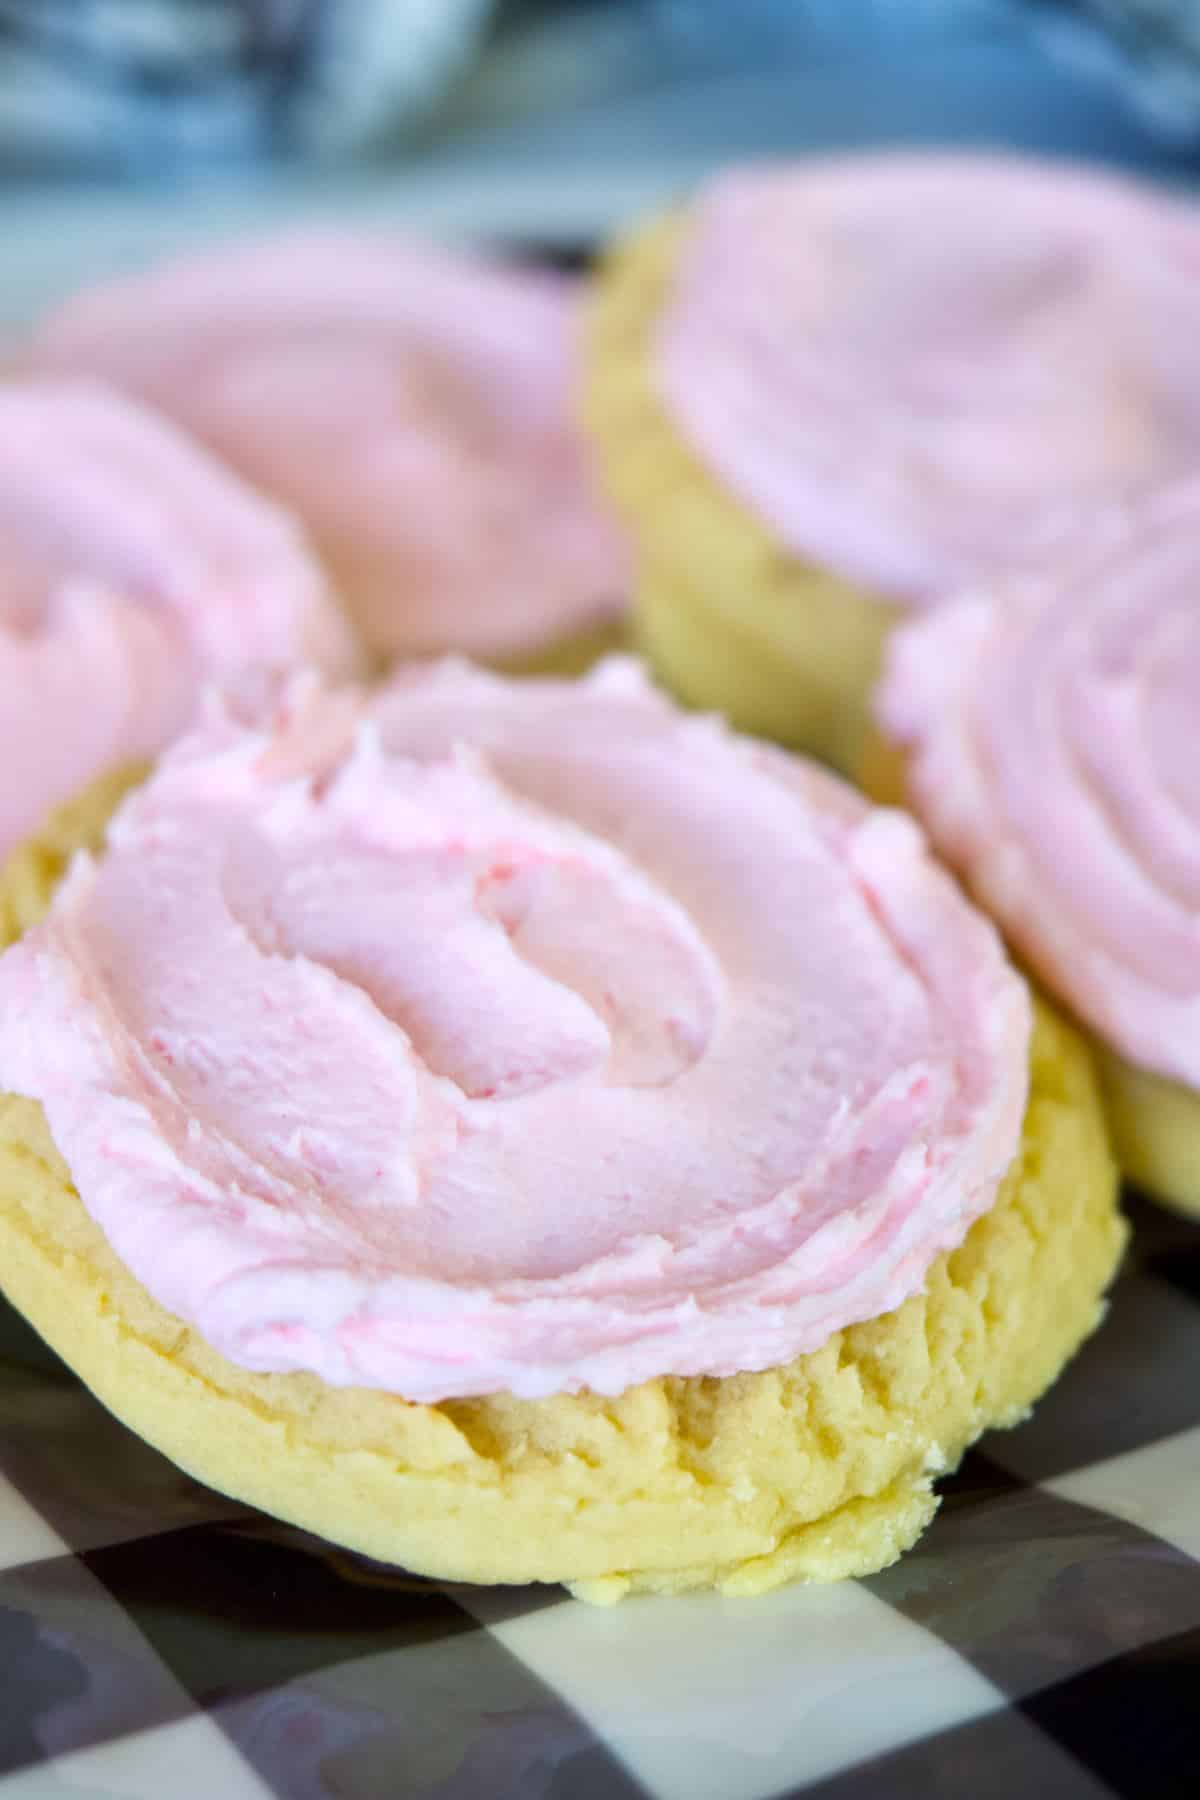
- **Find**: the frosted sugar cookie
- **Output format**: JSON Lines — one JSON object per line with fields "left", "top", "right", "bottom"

{"left": 876, "top": 479, "right": 1200, "bottom": 1216}
{"left": 585, "top": 153, "right": 1200, "bottom": 768}
{"left": 28, "top": 234, "right": 628, "bottom": 670}
{"left": 0, "top": 662, "right": 1123, "bottom": 1597}
{"left": 0, "top": 378, "right": 355, "bottom": 873}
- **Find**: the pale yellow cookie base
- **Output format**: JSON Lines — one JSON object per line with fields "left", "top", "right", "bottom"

{"left": 0, "top": 782, "right": 1125, "bottom": 1599}
{"left": 583, "top": 218, "right": 895, "bottom": 773}
{"left": 497, "top": 613, "right": 630, "bottom": 680}
{"left": 0, "top": 763, "right": 148, "bottom": 949}
{"left": 1095, "top": 1047, "right": 1200, "bottom": 1220}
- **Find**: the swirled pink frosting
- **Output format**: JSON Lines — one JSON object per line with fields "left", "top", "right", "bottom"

{"left": 28, "top": 233, "right": 628, "bottom": 660}
{"left": 0, "top": 660, "right": 1029, "bottom": 1400}
{"left": 656, "top": 153, "right": 1200, "bottom": 599}
{"left": 0, "top": 380, "right": 357, "bottom": 860}
{"left": 876, "top": 479, "right": 1200, "bottom": 1089}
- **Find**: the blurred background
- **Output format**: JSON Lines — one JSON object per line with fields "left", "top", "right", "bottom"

{"left": 2, "top": 0, "right": 1200, "bottom": 312}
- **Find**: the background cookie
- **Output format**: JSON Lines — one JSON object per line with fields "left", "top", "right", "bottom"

{"left": 0, "top": 380, "right": 356, "bottom": 862}
{"left": 586, "top": 155, "right": 1200, "bottom": 770}
{"left": 28, "top": 234, "right": 629, "bottom": 673}
{"left": 585, "top": 215, "right": 889, "bottom": 773}
{"left": 873, "top": 484, "right": 1200, "bottom": 1217}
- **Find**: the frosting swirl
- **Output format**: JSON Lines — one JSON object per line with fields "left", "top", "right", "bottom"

{"left": 0, "top": 381, "right": 356, "bottom": 860}
{"left": 0, "top": 661, "right": 1029, "bottom": 1400}
{"left": 29, "top": 234, "right": 628, "bottom": 660}
{"left": 876, "top": 479, "right": 1200, "bottom": 1089}
{"left": 656, "top": 153, "right": 1200, "bottom": 599}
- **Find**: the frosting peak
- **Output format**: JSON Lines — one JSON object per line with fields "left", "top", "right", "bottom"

{"left": 656, "top": 153, "right": 1200, "bottom": 599}
{"left": 0, "top": 662, "right": 1030, "bottom": 1400}
{"left": 224, "top": 734, "right": 722, "bottom": 1102}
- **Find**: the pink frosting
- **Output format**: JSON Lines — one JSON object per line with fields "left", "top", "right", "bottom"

{"left": 0, "top": 379, "right": 358, "bottom": 859}
{"left": 28, "top": 233, "right": 629, "bottom": 660}
{"left": 0, "top": 660, "right": 1029, "bottom": 1401}
{"left": 876, "top": 478, "right": 1200, "bottom": 1089}
{"left": 656, "top": 153, "right": 1200, "bottom": 600}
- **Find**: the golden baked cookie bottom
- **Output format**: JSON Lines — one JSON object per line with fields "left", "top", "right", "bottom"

{"left": 0, "top": 778, "right": 1125, "bottom": 1601}
{"left": 583, "top": 217, "right": 894, "bottom": 773}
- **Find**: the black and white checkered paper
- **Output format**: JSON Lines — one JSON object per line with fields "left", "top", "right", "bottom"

{"left": 2, "top": 1191, "right": 1197, "bottom": 1800}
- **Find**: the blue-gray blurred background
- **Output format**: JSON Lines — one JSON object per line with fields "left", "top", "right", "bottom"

{"left": 2, "top": 1, "right": 1199, "bottom": 314}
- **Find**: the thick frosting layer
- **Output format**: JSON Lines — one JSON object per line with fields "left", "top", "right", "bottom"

{"left": 29, "top": 233, "right": 629, "bottom": 659}
{"left": 876, "top": 479, "right": 1200, "bottom": 1088}
{"left": 0, "top": 660, "right": 1030, "bottom": 1400}
{"left": 0, "top": 380, "right": 357, "bottom": 859}
{"left": 656, "top": 153, "right": 1200, "bottom": 599}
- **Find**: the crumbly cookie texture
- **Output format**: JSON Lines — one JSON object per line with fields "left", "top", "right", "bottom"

{"left": 583, "top": 216, "right": 892, "bottom": 774}
{"left": 0, "top": 778, "right": 1124, "bottom": 1600}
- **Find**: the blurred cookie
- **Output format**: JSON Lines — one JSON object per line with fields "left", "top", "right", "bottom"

{"left": 0, "top": 378, "right": 354, "bottom": 866}
{"left": 875, "top": 478, "right": 1200, "bottom": 1216}
{"left": 28, "top": 235, "right": 628, "bottom": 671}
{"left": 585, "top": 153, "right": 1200, "bottom": 768}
